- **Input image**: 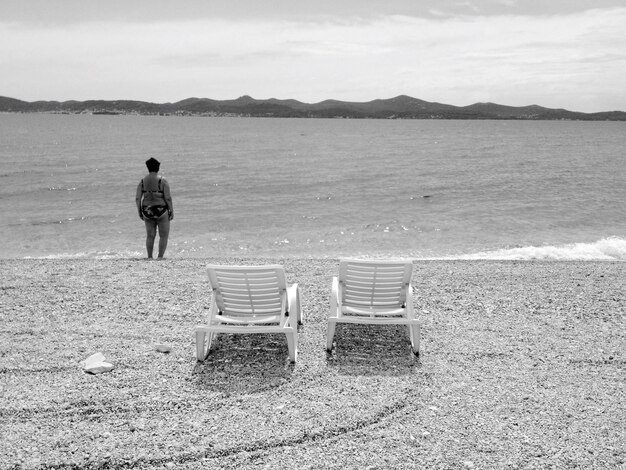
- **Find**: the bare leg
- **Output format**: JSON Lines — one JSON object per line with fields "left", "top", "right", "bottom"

{"left": 144, "top": 219, "right": 157, "bottom": 258}
{"left": 156, "top": 214, "right": 170, "bottom": 259}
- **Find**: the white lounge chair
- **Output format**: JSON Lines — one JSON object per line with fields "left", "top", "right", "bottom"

{"left": 196, "top": 265, "right": 302, "bottom": 363}
{"left": 327, "top": 259, "right": 420, "bottom": 355}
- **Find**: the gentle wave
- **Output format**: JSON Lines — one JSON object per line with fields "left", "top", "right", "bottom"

{"left": 28, "top": 216, "right": 90, "bottom": 227}
{"left": 455, "top": 237, "right": 626, "bottom": 261}
{"left": 25, "top": 250, "right": 144, "bottom": 260}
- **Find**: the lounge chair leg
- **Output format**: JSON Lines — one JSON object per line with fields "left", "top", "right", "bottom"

{"left": 326, "top": 320, "right": 337, "bottom": 351}
{"left": 286, "top": 332, "right": 297, "bottom": 363}
{"left": 207, "top": 332, "right": 215, "bottom": 353}
{"left": 196, "top": 330, "right": 215, "bottom": 361}
{"left": 196, "top": 330, "right": 207, "bottom": 361}
{"left": 297, "top": 288, "right": 303, "bottom": 325}
{"left": 409, "top": 323, "right": 420, "bottom": 356}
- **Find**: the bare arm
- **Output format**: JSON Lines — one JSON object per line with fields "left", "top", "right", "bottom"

{"left": 135, "top": 181, "right": 144, "bottom": 219}
{"left": 163, "top": 179, "right": 174, "bottom": 220}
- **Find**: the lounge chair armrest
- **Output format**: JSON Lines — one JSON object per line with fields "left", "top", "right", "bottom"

{"left": 287, "top": 283, "right": 302, "bottom": 324}
{"left": 207, "top": 295, "right": 218, "bottom": 315}
{"left": 330, "top": 276, "right": 339, "bottom": 315}
{"left": 406, "top": 283, "right": 416, "bottom": 318}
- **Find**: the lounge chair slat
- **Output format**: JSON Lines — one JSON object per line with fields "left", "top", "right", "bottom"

{"left": 223, "top": 302, "right": 282, "bottom": 310}
{"left": 344, "top": 285, "right": 403, "bottom": 294}
{"left": 346, "top": 270, "right": 405, "bottom": 278}
{"left": 221, "top": 291, "right": 282, "bottom": 299}
{"left": 344, "top": 296, "right": 402, "bottom": 304}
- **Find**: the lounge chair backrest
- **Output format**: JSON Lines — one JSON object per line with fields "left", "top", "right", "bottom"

{"left": 207, "top": 265, "right": 288, "bottom": 320}
{"left": 339, "top": 259, "right": 413, "bottom": 308}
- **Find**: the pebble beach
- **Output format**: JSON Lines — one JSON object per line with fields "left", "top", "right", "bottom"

{"left": 1, "top": 258, "right": 624, "bottom": 469}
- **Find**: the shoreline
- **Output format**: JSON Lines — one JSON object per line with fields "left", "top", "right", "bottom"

{"left": 2, "top": 258, "right": 624, "bottom": 468}
{"left": 8, "top": 235, "right": 626, "bottom": 262}
{"left": 6, "top": 254, "right": 626, "bottom": 262}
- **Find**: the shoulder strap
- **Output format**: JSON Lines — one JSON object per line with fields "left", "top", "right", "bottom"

{"left": 141, "top": 176, "right": 164, "bottom": 193}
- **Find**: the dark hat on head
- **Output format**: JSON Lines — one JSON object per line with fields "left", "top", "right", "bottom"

{"left": 145, "top": 157, "right": 160, "bottom": 172}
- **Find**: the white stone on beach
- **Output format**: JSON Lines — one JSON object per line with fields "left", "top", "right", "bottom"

{"left": 155, "top": 344, "right": 172, "bottom": 353}
{"left": 81, "top": 352, "right": 106, "bottom": 367}
{"left": 81, "top": 352, "right": 114, "bottom": 374}
{"left": 84, "top": 362, "right": 114, "bottom": 374}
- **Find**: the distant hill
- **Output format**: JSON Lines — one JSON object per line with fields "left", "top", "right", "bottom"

{"left": 1, "top": 95, "right": 624, "bottom": 120}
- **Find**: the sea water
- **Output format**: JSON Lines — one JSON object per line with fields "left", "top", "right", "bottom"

{"left": 1, "top": 113, "right": 625, "bottom": 260}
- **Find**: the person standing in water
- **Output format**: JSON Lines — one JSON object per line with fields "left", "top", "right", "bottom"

{"left": 136, "top": 157, "right": 174, "bottom": 259}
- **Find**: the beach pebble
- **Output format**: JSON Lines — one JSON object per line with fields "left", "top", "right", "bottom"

{"left": 155, "top": 344, "right": 172, "bottom": 353}
{"left": 81, "top": 352, "right": 106, "bottom": 367}
{"left": 84, "top": 361, "right": 114, "bottom": 374}
{"left": 81, "top": 352, "right": 114, "bottom": 374}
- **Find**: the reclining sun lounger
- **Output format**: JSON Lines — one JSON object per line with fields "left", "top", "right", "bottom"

{"left": 326, "top": 259, "right": 420, "bottom": 355}
{"left": 196, "top": 265, "right": 302, "bottom": 362}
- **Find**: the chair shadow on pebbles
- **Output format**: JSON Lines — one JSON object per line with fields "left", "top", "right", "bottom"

{"left": 326, "top": 324, "right": 420, "bottom": 377}
{"left": 192, "top": 333, "right": 295, "bottom": 396}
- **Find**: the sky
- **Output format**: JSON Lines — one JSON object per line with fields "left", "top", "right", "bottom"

{"left": 1, "top": 0, "right": 625, "bottom": 112}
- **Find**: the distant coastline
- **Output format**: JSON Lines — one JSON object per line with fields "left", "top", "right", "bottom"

{"left": 1, "top": 94, "right": 625, "bottom": 121}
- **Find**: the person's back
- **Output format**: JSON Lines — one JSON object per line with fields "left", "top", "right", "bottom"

{"left": 140, "top": 173, "right": 166, "bottom": 207}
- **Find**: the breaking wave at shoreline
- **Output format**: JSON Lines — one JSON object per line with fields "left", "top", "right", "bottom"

{"left": 453, "top": 237, "right": 626, "bottom": 261}
{"left": 21, "top": 237, "right": 626, "bottom": 261}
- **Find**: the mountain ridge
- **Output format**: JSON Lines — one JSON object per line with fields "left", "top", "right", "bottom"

{"left": 0, "top": 95, "right": 624, "bottom": 121}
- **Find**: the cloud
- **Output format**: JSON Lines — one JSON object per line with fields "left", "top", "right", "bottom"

{"left": 4, "top": 0, "right": 626, "bottom": 25}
